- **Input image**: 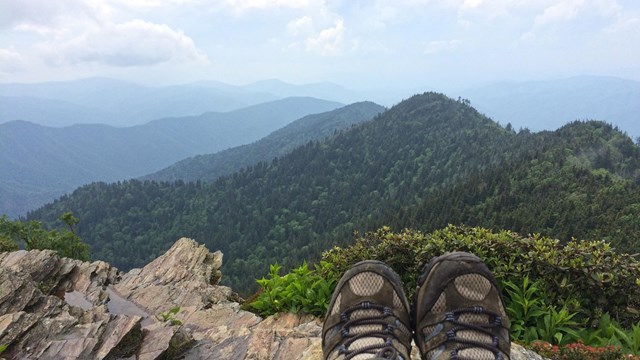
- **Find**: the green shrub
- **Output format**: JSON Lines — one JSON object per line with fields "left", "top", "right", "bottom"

{"left": 0, "top": 234, "right": 18, "bottom": 252}
{"left": 249, "top": 261, "right": 338, "bottom": 317}
{"left": 0, "top": 213, "right": 89, "bottom": 261}
{"left": 323, "top": 225, "right": 640, "bottom": 327}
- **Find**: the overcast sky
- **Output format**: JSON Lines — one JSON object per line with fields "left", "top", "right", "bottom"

{"left": 1, "top": 0, "right": 639, "bottom": 90}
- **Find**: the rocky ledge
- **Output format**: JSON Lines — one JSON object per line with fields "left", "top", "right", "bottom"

{"left": 0, "top": 238, "right": 546, "bottom": 359}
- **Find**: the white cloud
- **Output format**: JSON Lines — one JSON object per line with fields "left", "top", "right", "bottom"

{"left": 522, "top": 0, "right": 624, "bottom": 40}
{"left": 0, "top": 48, "right": 25, "bottom": 72}
{"left": 36, "top": 20, "right": 208, "bottom": 67}
{"left": 534, "top": 0, "right": 585, "bottom": 26}
{"left": 287, "top": 16, "right": 314, "bottom": 35}
{"left": 304, "top": 19, "right": 345, "bottom": 55}
{"left": 424, "top": 39, "right": 462, "bottom": 54}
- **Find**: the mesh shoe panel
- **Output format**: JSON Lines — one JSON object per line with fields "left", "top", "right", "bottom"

{"left": 454, "top": 273, "right": 491, "bottom": 301}
{"left": 349, "top": 272, "right": 384, "bottom": 296}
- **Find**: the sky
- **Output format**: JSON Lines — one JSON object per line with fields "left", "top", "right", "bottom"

{"left": 1, "top": 0, "right": 639, "bottom": 90}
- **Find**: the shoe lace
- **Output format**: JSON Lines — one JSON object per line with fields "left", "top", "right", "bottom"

{"left": 337, "top": 301, "right": 402, "bottom": 360}
{"left": 442, "top": 306, "right": 505, "bottom": 360}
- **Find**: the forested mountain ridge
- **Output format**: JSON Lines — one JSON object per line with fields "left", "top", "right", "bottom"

{"left": 390, "top": 120, "right": 640, "bottom": 252}
{"left": 28, "top": 93, "right": 640, "bottom": 294}
{"left": 0, "top": 97, "right": 342, "bottom": 218}
{"left": 457, "top": 76, "right": 640, "bottom": 139}
{"left": 142, "top": 101, "right": 385, "bottom": 182}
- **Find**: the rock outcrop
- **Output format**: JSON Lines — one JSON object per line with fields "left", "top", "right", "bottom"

{"left": 0, "top": 238, "right": 547, "bottom": 360}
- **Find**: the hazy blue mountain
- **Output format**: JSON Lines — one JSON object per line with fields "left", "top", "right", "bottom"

{"left": 0, "top": 96, "right": 116, "bottom": 127}
{"left": 0, "top": 97, "right": 342, "bottom": 218}
{"left": 456, "top": 76, "right": 640, "bottom": 139}
{"left": 0, "top": 78, "right": 279, "bottom": 127}
{"left": 143, "top": 101, "right": 385, "bottom": 182}
{"left": 242, "top": 79, "right": 363, "bottom": 104}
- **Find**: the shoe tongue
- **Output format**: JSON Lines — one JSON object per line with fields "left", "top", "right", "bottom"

{"left": 349, "top": 309, "right": 386, "bottom": 360}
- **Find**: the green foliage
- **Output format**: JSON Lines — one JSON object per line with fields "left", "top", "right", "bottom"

{"left": 577, "top": 314, "right": 640, "bottom": 355}
{"left": 157, "top": 307, "right": 182, "bottom": 326}
{"left": 536, "top": 306, "right": 582, "bottom": 345}
{"left": 0, "top": 234, "right": 18, "bottom": 252}
{"left": 323, "top": 226, "right": 640, "bottom": 327}
{"left": 250, "top": 261, "right": 338, "bottom": 317}
{"left": 0, "top": 344, "right": 7, "bottom": 354}
{"left": 0, "top": 213, "right": 89, "bottom": 261}
{"left": 503, "top": 277, "right": 548, "bottom": 342}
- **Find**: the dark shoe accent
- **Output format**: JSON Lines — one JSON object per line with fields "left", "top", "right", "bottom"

{"left": 412, "top": 252, "right": 511, "bottom": 360}
{"left": 322, "top": 260, "right": 413, "bottom": 360}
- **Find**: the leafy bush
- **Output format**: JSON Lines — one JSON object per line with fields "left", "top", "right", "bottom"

{"left": 505, "top": 277, "right": 576, "bottom": 344}
{"left": 249, "top": 261, "right": 337, "bottom": 317}
{"left": 323, "top": 225, "right": 640, "bottom": 327}
{"left": 0, "top": 212, "right": 89, "bottom": 261}
{"left": 0, "top": 234, "right": 18, "bottom": 252}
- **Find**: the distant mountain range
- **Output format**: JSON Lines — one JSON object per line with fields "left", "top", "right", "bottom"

{"left": 2, "top": 76, "right": 637, "bottom": 137}
{"left": 28, "top": 93, "right": 640, "bottom": 294}
{"left": 0, "top": 97, "right": 342, "bottom": 218}
{"left": 456, "top": 76, "right": 640, "bottom": 139}
{"left": 143, "top": 101, "right": 385, "bottom": 183}
{"left": 0, "top": 78, "right": 360, "bottom": 127}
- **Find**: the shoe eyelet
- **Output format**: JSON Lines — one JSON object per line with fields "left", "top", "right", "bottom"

{"left": 446, "top": 329, "right": 456, "bottom": 340}
{"left": 386, "top": 324, "right": 394, "bottom": 333}
{"left": 445, "top": 312, "right": 456, "bottom": 321}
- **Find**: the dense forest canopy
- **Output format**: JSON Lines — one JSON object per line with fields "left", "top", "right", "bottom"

{"left": 142, "top": 101, "right": 385, "bottom": 183}
{"left": 28, "top": 93, "right": 640, "bottom": 294}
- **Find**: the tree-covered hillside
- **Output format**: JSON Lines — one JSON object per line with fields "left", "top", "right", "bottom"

{"left": 1, "top": 97, "right": 341, "bottom": 218}
{"left": 28, "top": 93, "right": 640, "bottom": 294}
{"left": 143, "top": 101, "right": 385, "bottom": 182}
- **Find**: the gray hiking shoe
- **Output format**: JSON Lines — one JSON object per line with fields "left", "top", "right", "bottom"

{"left": 412, "top": 252, "right": 511, "bottom": 360}
{"left": 322, "top": 260, "right": 413, "bottom": 360}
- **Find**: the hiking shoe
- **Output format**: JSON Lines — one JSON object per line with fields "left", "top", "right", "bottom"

{"left": 322, "top": 260, "right": 413, "bottom": 360}
{"left": 412, "top": 252, "right": 511, "bottom": 360}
